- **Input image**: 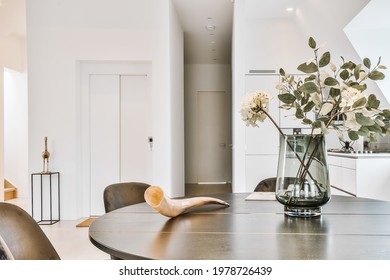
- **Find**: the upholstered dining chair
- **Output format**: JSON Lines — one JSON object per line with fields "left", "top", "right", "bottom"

{"left": 103, "top": 182, "right": 150, "bottom": 213}
{"left": 103, "top": 182, "right": 150, "bottom": 260}
{"left": 254, "top": 177, "right": 277, "bottom": 192}
{"left": 0, "top": 202, "right": 60, "bottom": 260}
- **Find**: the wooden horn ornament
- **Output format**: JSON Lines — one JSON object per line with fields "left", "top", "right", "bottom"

{"left": 144, "top": 185, "right": 230, "bottom": 218}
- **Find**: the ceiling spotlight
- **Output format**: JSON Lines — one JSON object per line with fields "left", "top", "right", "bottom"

{"left": 286, "top": 7, "right": 294, "bottom": 12}
{"left": 205, "top": 25, "right": 216, "bottom": 31}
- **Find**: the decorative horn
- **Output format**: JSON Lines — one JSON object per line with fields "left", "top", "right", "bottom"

{"left": 144, "top": 185, "right": 230, "bottom": 218}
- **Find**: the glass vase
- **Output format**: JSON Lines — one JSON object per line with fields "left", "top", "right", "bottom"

{"left": 275, "top": 133, "right": 331, "bottom": 217}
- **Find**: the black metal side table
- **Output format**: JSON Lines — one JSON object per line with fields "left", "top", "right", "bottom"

{"left": 31, "top": 172, "right": 60, "bottom": 225}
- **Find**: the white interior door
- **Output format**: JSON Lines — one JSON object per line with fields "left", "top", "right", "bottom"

{"left": 197, "top": 91, "right": 231, "bottom": 183}
{"left": 120, "top": 75, "right": 152, "bottom": 182}
{"left": 90, "top": 75, "right": 120, "bottom": 215}
{"left": 89, "top": 73, "right": 151, "bottom": 216}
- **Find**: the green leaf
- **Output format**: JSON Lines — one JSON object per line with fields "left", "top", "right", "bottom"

{"left": 312, "top": 120, "right": 322, "bottom": 129}
{"left": 293, "top": 90, "right": 302, "bottom": 100}
{"left": 304, "top": 74, "right": 316, "bottom": 82}
{"left": 352, "top": 97, "right": 367, "bottom": 108}
{"left": 279, "top": 68, "right": 286, "bottom": 76}
{"left": 295, "top": 108, "right": 304, "bottom": 119}
{"left": 303, "top": 118, "right": 312, "bottom": 125}
{"left": 351, "top": 84, "right": 367, "bottom": 92}
{"left": 382, "top": 109, "right": 390, "bottom": 119}
{"left": 368, "top": 94, "right": 380, "bottom": 109}
{"left": 308, "top": 37, "right": 316, "bottom": 49}
{"left": 356, "top": 113, "right": 375, "bottom": 126}
{"left": 298, "top": 82, "right": 318, "bottom": 94}
{"left": 348, "top": 131, "right": 359, "bottom": 141}
{"left": 340, "top": 69, "right": 350, "bottom": 80}
{"left": 378, "top": 65, "right": 387, "bottom": 69}
{"left": 303, "top": 101, "right": 315, "bottom": 112}
{"left": 301, "top": 94, "right": 309, "bottom": 106}
{"left": 278, "top": 93, "right": 296, "bottom": 104}
{"left": 357, "top": 126, "right": 370, "bottom": 137}
{"left": 329, "top": 87, "right": 340, "bottom": 98}
{"left": 324, "top": 77, "right": 339, "bottom": 86}
{"left": 368, "top": 71, "right": 385, "bottom": 80}
{"left": 367, "top": 123, "right": 383, "bottom": 133}
{"left": 319, "top": 51, "right": 331, "bottom": 67}
{"left": 341, "top": 61, "right": 355, "bottom": 70}
{"left": 354, "top": 64, "right": 361, "bottom": 80}
{"left": 297, "top": 62, "right": 318, "bottom": 73}
{"left": 363, "top": 58, "right": 371, "bottom": 69}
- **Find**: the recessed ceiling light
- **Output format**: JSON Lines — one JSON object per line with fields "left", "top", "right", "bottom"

{"left": 286, "top": 7, "right": 294, "bottom": 12}
{"left": 205, "top": 25, "right": 216, "bottom": 31}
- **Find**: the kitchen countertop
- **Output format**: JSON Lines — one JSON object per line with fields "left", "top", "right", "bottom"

{"left": 328, "top": 151, "right": 390, "bottom": 159}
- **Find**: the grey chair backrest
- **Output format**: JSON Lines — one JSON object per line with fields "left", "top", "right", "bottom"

{"left": 0, "top": 202, "right": 60, "bottom": 260}
{"left": 103, "top": 182, "right": 150, "bottom": 213}
{"left": 254, "top": 177, "right": 276, "bottom": 192}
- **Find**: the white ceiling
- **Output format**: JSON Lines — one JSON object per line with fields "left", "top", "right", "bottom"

{"left": 172, "top": 0, "right": 233, "bottom": 64}
{"left": 172, "top": 0, "right": 303, "bottom": 64}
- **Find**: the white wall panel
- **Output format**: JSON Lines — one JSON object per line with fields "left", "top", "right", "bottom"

{"left": 90, "top": 75, "right": 120, "bottom": 215}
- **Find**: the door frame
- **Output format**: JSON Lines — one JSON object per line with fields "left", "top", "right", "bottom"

{"left": 79, "top": 61, "right": 152, "bottom": 217}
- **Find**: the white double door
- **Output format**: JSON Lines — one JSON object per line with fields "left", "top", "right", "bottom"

{"left": 89, "top": 74, "right": 152, "bottom": 216}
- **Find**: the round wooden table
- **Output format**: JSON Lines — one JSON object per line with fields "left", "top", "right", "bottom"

{"left": 89, "top": 193, "right": 390, "bottom": 259}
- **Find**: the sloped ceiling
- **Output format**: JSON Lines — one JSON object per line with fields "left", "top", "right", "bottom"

{"left": 345, "top": 0, "right": 390, "bottom": 103}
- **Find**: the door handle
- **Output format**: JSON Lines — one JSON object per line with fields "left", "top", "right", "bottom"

{"left": 219, "top": 143, "right": 226, "bottom": 147}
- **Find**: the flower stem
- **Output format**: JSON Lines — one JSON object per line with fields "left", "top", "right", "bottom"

{"left": 259, "top": 107, "right": 320, "bottom": 187}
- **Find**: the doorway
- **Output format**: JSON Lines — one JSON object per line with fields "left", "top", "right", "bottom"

{"left": 80, "top": 62, "right": 152, "bottom": 216}
{"left": 185, "top": 90, "right": 232, "bottom": 196}
{"left": 3, "top": 68, "right": 28, "bottom": 201}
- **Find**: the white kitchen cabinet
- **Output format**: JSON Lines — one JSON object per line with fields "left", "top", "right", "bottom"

{"left": 328, "top": 153, "right": 390, "bottom": 201}
{"left": 328, "top": 155, "right": 356, "bottom": 196}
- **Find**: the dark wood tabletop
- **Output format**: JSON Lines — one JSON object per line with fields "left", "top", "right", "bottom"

{"left": 89, "top": 193, "right": 390, "bottom": 260}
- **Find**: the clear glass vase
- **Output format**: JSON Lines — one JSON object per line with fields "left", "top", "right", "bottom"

{"left": 275, "top": 133, "right": 331, "bottom": 217}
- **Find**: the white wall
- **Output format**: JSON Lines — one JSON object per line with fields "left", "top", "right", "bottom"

{"left": 26, "top": 0, "right": 184, "bottom": 219}
{"left": 4, "top": 68, "right": 28, "bottom": 198}
{"left": 184, "top": 64, "right": 232, "bottom": 183}
{"left": 344, "top": 0, "right": 390, "bottom": 105}
{"left": 232, "top": 0, "right": 247, "bottom": 192}
{"left": 169, "top": 2, "right": 185, "bottom": 196}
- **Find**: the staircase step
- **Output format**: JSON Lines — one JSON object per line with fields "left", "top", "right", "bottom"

{"left": 4, "top": 179, "right": 18, "bottom": 200}
{"left": 4, "top": 188, "right": 16, "bottom": 200}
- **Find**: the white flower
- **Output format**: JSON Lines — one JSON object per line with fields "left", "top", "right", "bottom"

{"left": 339, "top": 87, "right": 366, "bottom": 112}
{"left": 240, "top": 91, "right": 272, "bottom": 127}
{"left": 343, "top": 111, "right": 361, "bottom": 131}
